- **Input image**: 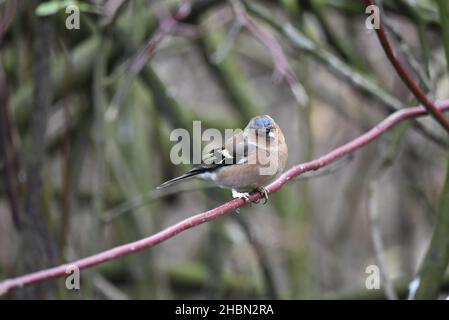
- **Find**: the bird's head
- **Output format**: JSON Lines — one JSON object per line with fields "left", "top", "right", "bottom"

{"left": 247, "top": 115, "right": 277, "bottom": 140}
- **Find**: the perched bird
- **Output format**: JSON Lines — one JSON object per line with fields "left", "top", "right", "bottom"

{"left": 157, "top": 115, "right": 288, "bottom": 202}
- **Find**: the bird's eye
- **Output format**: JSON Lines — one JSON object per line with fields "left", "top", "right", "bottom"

{"left": 267, "top": 130, "right": 275, "bottom": 139}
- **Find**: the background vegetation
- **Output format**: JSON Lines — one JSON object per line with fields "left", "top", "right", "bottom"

{"left": 1, "top": 0, "right": 449, "bottom": 299}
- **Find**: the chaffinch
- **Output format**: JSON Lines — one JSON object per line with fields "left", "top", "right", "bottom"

{"left": 157, "top": 115, "right": 288, "bottom": 202}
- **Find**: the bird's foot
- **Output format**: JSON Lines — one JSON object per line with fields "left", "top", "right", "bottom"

{"left": 232, "top": 189, "right": 251, "bottom": 203}
{"left": 256, "top": 186, "right": 269, "bottom": 204}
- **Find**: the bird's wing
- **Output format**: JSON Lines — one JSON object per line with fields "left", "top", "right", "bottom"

{"left": 157, "top": 132, "right": 257, "bottom": 189}
{"left": 200, "top": 134, "right": 259, "bottom": 169}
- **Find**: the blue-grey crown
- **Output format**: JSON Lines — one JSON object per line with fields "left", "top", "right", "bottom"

{"left": 251, "top": 115, "right": 274, "bottom": 129}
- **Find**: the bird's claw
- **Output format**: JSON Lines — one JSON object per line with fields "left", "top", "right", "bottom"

{"left": 256, "top": 187, "right": 269, "bottom": 204}
{"left": 232, "top": 190, "right": 251, "bottom": 203}
{"left": 232, "top": 188, "right": 268, "bottom": 205}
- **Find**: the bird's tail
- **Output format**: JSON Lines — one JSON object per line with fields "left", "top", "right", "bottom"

{"left": 156, "top": 168, "right": 207, "bottom": 189}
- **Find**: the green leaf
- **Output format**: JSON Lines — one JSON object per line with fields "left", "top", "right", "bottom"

{"left": 77, "top": 3, "right": 98, "bottom": 14}
{"left": 35, "top": 1, "right": 96, "bottom": 17}
{"left": 35, "top": 1, "right": 64, "bottom": 16}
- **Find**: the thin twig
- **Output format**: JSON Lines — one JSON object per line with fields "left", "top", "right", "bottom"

{"left": 56, "top": 40, "right": 77, "bottom": 258}
{"left": 210, "top": 17, "right": 244, "bottom": 63}
{"left": 101, "top": 181, "right": 216, "bottom": 223}
{"left": 19, "top": 11, "right": 57, "bottom": 298}
{"left": 364, "top": 0, "right": 449, "bottom": 133}
{"left": 229, "top": 0, "right": 308, "bottom": 107}
{"left": 383, "top": 19, "right": 431, "bottom": 93}
{"left": 0, "top": 67, "right": 21, "bottom": 228}
{"left": 92, "top": 274, "right": 130, "bottom": 300}
{"left": 0, "top": 0, "right": 16, "bottom": 45}
{"left": 367, "top": 124, "right": 408, "bottom": 300}
{"left": 1, "top": 100, "right": 449, "bottom": 295}
{"left": 106, "top": 0, "right": 196, "bottom": 121}
{"left": 233, "top": 214, "right": 279, "bottom": 299}
{"left": 413, "top": 0, "right": 449, "bottom": 299}
{"left": 246, "top": 1, "right": 448, "bottom": 148}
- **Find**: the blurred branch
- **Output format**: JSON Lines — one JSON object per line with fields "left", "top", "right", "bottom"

{"left": 321, "top": 0, "right": 441, "bottom": 32}
{"left": 197, "top": 29, "right": 261, "bottom": 124}
{"left": 413, "top": 0, "right": 449, "bottom": 300}
{"left": 396, "top": 0, "right": 431, "bottom": 77}
{"left": 1, "top": 100, "right": 449, "bottom": 294}
{"left": 414, "top": 153, "right": 449, "bottom": 299}
{"left": 367, "top": 123, "right": 409, "bottom": 300}
{"left": 13, "top": 37, "right": 99, "bottom": 132}
{"left": 307, "top": 0, "right": 356, "bottom": 64}
{"left": 167, "top": 261, "right": 262, "bottom": 296}
{"left": 329, "top": 275, "right": 449, "bottom": 300}
{"left": 100, "top": 0, "right": 129, "bottom": 28}
{"left": 436, "top": 0, "right": 449, "bottom": 74}
{"left": 101, "top": 181, "right": 215, "bottom": 223}
{"left": 364, "top": 0, "right": 449, "bottom": 133}
{"left": 230, "top": 0, "right": 308, "bottom": 107}
{"left": 106, "top": 0, "right": 197, "bottom": 121}
{"left": 92, "top": 274, "right": 130, "bottom": 300}
{"left": 246, "top": 1, "right": 448, "bottom": 148}
{"left": 0, "top": 0, "right": 16, "bottom": 45}
{"left": 92, "top": 33, "right": 110, "bottom": 219}
{"left": 383, "top": 0, "right": 440, "bottom": 31}
{"left": 12, "top": 0, "right": 224, "bottom": 133}
{"left": 18, "top": 10, "right": 57, "bottom": 298}
{"left": 140, "top": 64, "right": 190, "bottom": 129}
{"left": 58, "top": 45, "right": 74, "bottom": 257}
{"left": 383, "top": 20, "right": 431, "bottom": 93}
{"left": 0, "top": 66, "right": 21, "bottom": 229}
{"left": 210, "top": 15, "right": 243, "bottom": 63}
{"left": 233, "top": 214, "right": 279, "bottom": 299}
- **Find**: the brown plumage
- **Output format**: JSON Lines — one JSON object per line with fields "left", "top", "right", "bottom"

{"left": 157, "top": 115, "right": 288, "bottom": 201}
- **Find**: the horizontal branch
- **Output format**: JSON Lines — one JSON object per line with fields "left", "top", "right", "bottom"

{"left": 1, "top": 100, "right": 449, "bottom": 295}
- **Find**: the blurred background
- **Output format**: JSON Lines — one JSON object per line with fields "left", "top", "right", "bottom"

{"left": 1, "top": 0, "right": 449, "bottom": 299}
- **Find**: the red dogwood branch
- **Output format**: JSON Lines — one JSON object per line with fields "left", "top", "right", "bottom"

{"left": 364, "top": 0, "right": 449, "bottom": 133}
{"left": 1, "top": 100, "right": 449, "bottom": 295}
